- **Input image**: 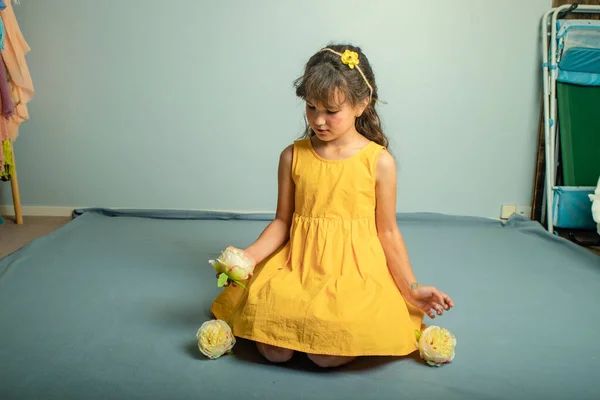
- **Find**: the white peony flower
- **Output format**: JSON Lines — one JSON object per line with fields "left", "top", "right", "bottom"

{"left": 196, "top": 319, "right": 236, "bottom": 360}
{"left": 209, "top": 247, "right": 255, "bottom": 288}
{"left": 416, "top": 326, "right": 456, "bottom": 367}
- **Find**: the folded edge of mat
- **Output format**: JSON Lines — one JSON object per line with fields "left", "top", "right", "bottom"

{"left": 72, "top": 208, "right": 278, "bottom": 221}
{"left": 71, "top": 207, "right": 516, "bottom": 226}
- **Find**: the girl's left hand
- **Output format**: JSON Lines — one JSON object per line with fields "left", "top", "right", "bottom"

{"left": 407, "top": 285, "right": 454, "bottom": 319}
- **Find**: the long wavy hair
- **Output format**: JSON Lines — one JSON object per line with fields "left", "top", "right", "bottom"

{"left": 293, "top": 43, "right": 389, "bottom": 148}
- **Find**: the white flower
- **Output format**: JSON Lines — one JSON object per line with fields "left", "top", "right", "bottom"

{"left": 416, "top": 326, "right": 456, "bottom": 367}
{"left": 196, "top": 319, "right": 236, "bottom": 359}
{"left": 209, "top": 247, "right": 255, "bottom": 288}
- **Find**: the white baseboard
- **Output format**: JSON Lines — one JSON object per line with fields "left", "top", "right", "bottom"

{"left": 0, "top": 206, "right": 76, "bottom": 217}
{"left": 0, "top": 205, "right": 506, "bottom": 221}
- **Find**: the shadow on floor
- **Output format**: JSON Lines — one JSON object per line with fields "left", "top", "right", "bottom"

{"left": 185, "top": 335, "right": 421, "bottom": 373}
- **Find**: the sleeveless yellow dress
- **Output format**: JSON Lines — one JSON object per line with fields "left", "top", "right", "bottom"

{"left": 210, "top": 138, "right": 425, "bottom": 356}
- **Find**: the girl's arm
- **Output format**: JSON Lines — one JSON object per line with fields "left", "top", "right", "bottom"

{"left": 375, "top": 149, "right": 453, "bottom": 318}
{"left": 243, "top": 145, "right": 295, "bottom": 265}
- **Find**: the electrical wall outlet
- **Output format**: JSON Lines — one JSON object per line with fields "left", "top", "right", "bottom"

{"left": 500, "top": 205, "right": 517, "bottom": 219}
{"left": 515, "top": 205, "right": 531, "bottom": 218}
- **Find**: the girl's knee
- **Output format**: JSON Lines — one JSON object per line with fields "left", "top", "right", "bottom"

{"left": 256, "top": 342, "right": 294, "bottom": 363}
{"left": 307, "top": 354, "right": 356, "bottom": 368}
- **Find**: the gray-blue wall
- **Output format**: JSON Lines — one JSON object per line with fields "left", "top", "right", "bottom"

{"left": 0, "top": 0, "right": 552, "bottom": 218}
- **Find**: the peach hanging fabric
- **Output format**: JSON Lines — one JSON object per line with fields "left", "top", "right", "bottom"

{"left": 1, "top": 0, "right": 33, "bottom": 141}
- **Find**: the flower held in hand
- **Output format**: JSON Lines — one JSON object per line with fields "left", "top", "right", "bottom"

{"left": 415, "top": 325, "right": 456, "bottom": 367}
{"left": 196, "top": 319, "right": 236, "bottom": 359}
{"left": 209, "top": 247, "right": 254, "bottom": 289}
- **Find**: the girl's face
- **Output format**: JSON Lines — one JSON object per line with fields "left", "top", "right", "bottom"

{"left": 305, "top": 90, "right": 366, "bottom": 142}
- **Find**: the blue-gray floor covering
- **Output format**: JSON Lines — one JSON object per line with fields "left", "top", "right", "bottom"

{"left": 0, "top": 209, "right": 599, "bottom": 400}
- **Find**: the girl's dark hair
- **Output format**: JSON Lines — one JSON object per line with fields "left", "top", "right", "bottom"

{"left": 293, "top": 43, "right": 388, "bottom": 148}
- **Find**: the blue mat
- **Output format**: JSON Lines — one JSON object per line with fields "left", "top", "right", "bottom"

{"left": 1, "top": 209, "right": 599, "bottom": 400}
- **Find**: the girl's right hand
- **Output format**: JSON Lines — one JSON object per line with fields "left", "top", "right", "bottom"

{"left": 215, "top": 274, "right": 251, "bottom": 287}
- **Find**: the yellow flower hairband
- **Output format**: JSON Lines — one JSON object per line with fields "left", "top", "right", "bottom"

{"left": 320, "top": 48, "right": 374, "bottom": 101}
{"left": 340, "top": 49, "right": 360, "bottom": 69}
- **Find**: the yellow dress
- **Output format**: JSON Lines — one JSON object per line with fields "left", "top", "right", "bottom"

{"left": 210, "top": 138, "right": 424, "bottom": 356}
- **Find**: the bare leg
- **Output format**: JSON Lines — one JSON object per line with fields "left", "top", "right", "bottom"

{"left": 307, "top": 354, "right": 357, "bottom": 368}
{"left": 256, "top": 342, "right": 294, "bottom": 363}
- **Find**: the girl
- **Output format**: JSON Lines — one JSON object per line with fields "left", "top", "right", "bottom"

{"left": 211, "top": 43, "right": 454, "bottom": 368}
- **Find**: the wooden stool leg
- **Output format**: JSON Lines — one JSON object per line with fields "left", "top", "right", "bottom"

{"left": 9, "top": 141, "right": 22, "bottom": 224}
